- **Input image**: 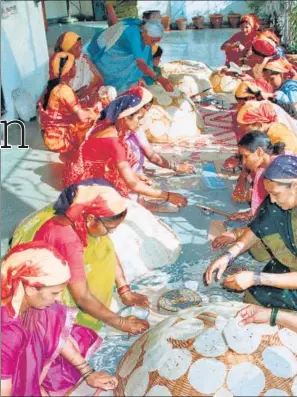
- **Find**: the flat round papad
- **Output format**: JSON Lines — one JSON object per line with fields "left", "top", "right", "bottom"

{"left": 157, "top": 289, "right": 202, "bottom": 312}
{"left": 115, "top": 301, "right": 297, "bottom": 397}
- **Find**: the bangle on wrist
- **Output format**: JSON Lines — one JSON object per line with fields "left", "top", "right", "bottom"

{"left": 118, "top": 284, "right": 131, "bottom": 297}
{"left": 270, "top": 307, "right": 279, "bottom": 327}
{"left": 82, "top": 368, "right": 95, "bottom": 381}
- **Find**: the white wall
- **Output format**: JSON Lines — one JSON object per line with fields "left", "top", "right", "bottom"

{"left": 45, "top": 0, "right": 93, "bottom": 20}
{"left": 1, "top": 1, "right": 49, "bottom": 120}
{"left": 138, "top": 0, "right": 251, "bottom": 23}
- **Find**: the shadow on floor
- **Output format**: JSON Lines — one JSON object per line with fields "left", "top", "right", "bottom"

{"left": 1, "top": 187, "right": 37, "bottom": 249}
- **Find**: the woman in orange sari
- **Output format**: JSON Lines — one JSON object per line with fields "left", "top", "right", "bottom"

{"left": 221, "top": 15, "right": 259, "bottom": 66}
{"left": 53, "top": 32, "right": 108, "bottom": 108}
{"left": 38, "top": 52, "right": 100, "bottom": 154}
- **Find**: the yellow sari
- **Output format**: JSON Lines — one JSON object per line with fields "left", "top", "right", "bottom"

{"left": 11, "top": 205, "right": 117, "bottom": 331}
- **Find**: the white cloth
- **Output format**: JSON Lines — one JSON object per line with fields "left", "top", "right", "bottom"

{"left": 70, "top": 54, "right": 94, "bottom": 92}
{"left": 110, "top": 199, "right": 181, "bottom": 282}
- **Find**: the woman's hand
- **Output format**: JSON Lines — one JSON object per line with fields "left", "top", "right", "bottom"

{"left": 120, "top": 316, "right": 150, "bottom": 335}
{"left": 236, "top": 305, "right": 272, "bottom": 326}
{"left": 138, "top": 174, "right": 153, "bottom": 186}
{"left": 86, "top": 372, "right": 118, "bottom": 390}
{"left": 176, "top": 163, "right": 195, "bottom": 174}
{"left": 157, "top": 76, "right": 174, "bottom": 92}
{"left": 121, "top": 291, "right": 151, "bottom": 308}
{"left": 167, "top": 192, "right": 188, "bottom": 208}
{"left": 223, "top": 271, "right": 254, "bottom": 291}
{"left": 238, "top": 44, "right": 245, "bottom": 52}
{"left": 205, "top": 254, "right": 230, "bottom": 284}
{"left": 228, "top": 211, "right": 252, "bottom": 222}
{"left": 212, "top": 232, "right": 237, "bottom": 249}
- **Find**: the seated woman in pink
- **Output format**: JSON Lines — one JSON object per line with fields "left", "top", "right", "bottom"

{"left": 221, "top": 14, "right": 259, "bottom": 66}
{"left": 213, "top": 131, "right": 284, "bottom": 249}
{"left": 1, "top": 242, "right": 118, "bottom": 396}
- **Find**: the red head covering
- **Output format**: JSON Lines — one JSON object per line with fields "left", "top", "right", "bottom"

{"left": 60, "top": 183, "right": 127, "bottom": 246}
{"left": 237, "top": 100, "right": 277, "bottom": 125}
{"left": 2, "top": 242, "right": 70, "bottom": 318}
{"left": 240, "top": 14, "right": 259, "bottom": 31}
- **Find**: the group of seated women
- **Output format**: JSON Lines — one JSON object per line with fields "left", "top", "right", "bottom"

{"left": 2, "top": 9, "right": 297, "bottom": 397}
{"left": 205, "top": 14, "right": 297, "bottom": 338}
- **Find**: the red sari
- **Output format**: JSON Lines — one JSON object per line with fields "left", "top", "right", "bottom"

{"left": 38, "top": 84, "right": 95, "bottom": 153}
{"left": 63, "top": 135, "right": 138, "bottom": 196}
{"left": 224, "top": 31, "right": 258, "bottom": 66}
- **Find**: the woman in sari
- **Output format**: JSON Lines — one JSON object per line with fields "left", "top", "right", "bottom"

{"left": 38, "top": 52, "right": 99, "bottom": 154}
{"left": 206, "top": 154, "right": 297, "bottom": 311}
{"left": 63, "top": 87, "right": 187, "bottom": 208}
{"left": 221, "top": 15, "right": 259, "bottom": 66}
{"left": 121, "top": 87, "right": 194, "bottom": 174}
{"left": 1, "top": 242, "right": 118, "bottom": 396}
{"left": 237, "top": 100, "right": 297, "bottom": 154}
{"left": 10, "top": 180, "right": 150, "bottom": 333}
{"left": 213, "top": 132, "right": 285, "bottom": 249}
{"left": 53, "top": 32, "right": 110, "bottom": 108}
{"left": 262, "top": 56, "right": 297, "bottom": 113}
{"left": 86, "top": 19, "right": 174, "bottom": 93}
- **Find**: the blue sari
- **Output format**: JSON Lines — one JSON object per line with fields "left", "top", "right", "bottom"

{"left": 85, "top": 19, "right": 153, "bottom": 93}
{"left": 275, "top": 80, "right": 297, "bottom": 104}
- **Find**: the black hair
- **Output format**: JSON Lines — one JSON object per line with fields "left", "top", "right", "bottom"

{"left": 153, "top": 46, "right": 163, "bottom": 59}
{"left": 142, "top": 10, "right": 160, "bottom": 21}
{"left": 43, "top": 56, "right": 69, "bottom": 110}
{"left": 238, "top": 130, "right": 285, "bottom": 155}
{"left": 95, "top": 209, "right": 128, "bottom": 223}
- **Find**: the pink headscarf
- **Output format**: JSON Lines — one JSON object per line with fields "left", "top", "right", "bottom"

{"left": 63, "top": 183, "right": 127, "bottom": 247}
{"left": 237, "top": 100, "right": 277, "bottom": 125}
{"left": 2, "top": 242, "right": 70, "bottom": 318}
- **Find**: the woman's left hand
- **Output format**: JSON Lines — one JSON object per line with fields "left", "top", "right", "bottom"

{"left": 158, "top": 76, "right": 174, "bottom": 92}
{"left": 223, "top": 271, "right": 254, "bottom": 291}
{"left": 121, "top": 291, "right": 151, "bottom": 308}
{"left": 86, "top": 372, "right": 118, "bottom": 390}
{"left": 236, "top": 305, "right": 272, "bottom": 326}
{"left": 138, "top": 174, "right": 153, "bottom": 185}
{"left": 238, "top": 44, "right": 245, "bottom": 52}
{"left": 176, "top": 163, "right": 195, "bottom": 174}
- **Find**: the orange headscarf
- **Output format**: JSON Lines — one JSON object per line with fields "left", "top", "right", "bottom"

{"left": 263, "top": 56, "right": 292, "bottom": 74}
{"left": 240, "top": 14, "right": 259, "bottom": 31}
{"left": 54, "top": 32, "right": 81, "bottom": 52}
{"left": 235, "top": 79, "right": 273, "bottom": 100}
{"left": 2, "top": 242, "right": 70, "bottom": 318}
{"left": 237, "top": 100, "right": 277, "bottom": 125}
{"left": 49, "top": 52, "right": 75, "bottom": 79}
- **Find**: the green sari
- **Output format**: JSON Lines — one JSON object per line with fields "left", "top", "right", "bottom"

{"left": 245, "top": 197, "right": 297, "bottom": 310}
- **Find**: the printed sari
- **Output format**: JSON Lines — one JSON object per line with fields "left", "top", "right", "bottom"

{"left": 10, "top": 205, "right": 117, "bottom": 331}
{"left": 1, "top": 303, "right": 102, "bottom": 396}
{"left": 38, "top": 84, "right": 94, "bottom": 153}
{"left": 85, "top": 19, "right": 153, "bottom": 93}
{"left": 245, "top": 198, "right": 297, "bottom": 310}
